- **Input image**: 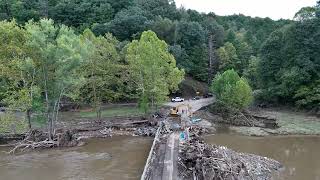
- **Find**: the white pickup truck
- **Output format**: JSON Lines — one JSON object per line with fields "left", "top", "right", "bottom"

{"left": 171, "top": 97, "right": 184, "bottom": 102}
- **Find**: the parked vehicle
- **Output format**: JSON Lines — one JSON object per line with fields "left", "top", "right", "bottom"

{"left": 171, "top": 97, "right": 184, "bottom": 102}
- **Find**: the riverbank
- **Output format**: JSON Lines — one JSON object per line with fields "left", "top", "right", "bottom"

{"left": 2, "top": 105, "right": 320, "bottom": 146}
{"left": 194, "top": 107, "right": 320, "bottom": 137}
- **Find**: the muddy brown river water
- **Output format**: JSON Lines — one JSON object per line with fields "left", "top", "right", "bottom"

{"left": 0, "top": 134, "right": 320, "bottom": 180}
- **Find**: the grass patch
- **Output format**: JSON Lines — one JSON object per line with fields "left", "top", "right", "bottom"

{"left": 275, "top": 111, "right": 320, "bottom": 135}
{"left": 80, "top": 106, "right": 144, "bottom": 118}
{"left": 0, "top": 112, "right": 28, "bottom": 134}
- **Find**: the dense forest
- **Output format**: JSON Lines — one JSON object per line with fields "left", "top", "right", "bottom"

{"left": 0, "top": 0, "right": 319, "bottom": 113}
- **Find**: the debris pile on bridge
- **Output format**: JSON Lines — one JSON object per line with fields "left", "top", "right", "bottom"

{"left": 178, "top": 137, "right": 282, "bottom": 180}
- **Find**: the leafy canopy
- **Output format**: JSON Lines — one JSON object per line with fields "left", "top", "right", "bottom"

{"left": 126, "top": 30, "right": 184, "bottom": 112}
{"left": 211, "top": 69, "right": 253, "bottom": 110}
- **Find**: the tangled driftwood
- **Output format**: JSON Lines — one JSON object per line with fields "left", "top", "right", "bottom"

{"left": 7, "top": 129, "right": 80, "bottom": 154}
{"left": 178, "top": 137, "right": 282, "bottom": 180}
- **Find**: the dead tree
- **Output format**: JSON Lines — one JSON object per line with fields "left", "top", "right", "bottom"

{"left": 207, "top": 34, "right": 218, "bottom": 85}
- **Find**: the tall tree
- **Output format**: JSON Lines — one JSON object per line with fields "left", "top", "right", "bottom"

{"left": 93, "top": 6, "right": 148, "bottom": 41}
{"left": 0, "top": 20, "right": 40, "bottom": 130}
{"left": 211, "top": 69, "right": 253, "bottom": 110}
{"left": 294, "top": 7, "right": 317, "bottom": 21}
{"left": 258, "top": 14, "right": 320, "bottom": 108}
{"left": 216, "top": 42, "right": 238, "bottom": 72}
{"left": 80, "top": 30, "right": 123, "bottom": 121}
{"left": 134, "top": 0, "right": 180, "bottom": 20}
{"left": 148, "top": 17, "right": 176, "bottom": 44}
{"left": 25, "top": 19, "right": 88, "bottom": 139}
{"left": 126, "top": 30, "right": 184, "bottom": 112}
{"left": 202, "top": 17, "right": 224, "bottom": 84}
{"left": 176, "top": 21, "right": 207, "bottom": 81}
{"left": 51, "top": 0, "right": 114, "bottom": 31}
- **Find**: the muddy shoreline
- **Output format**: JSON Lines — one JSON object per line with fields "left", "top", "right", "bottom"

{"left": 2, "top": 106, "right": 320, "bottom": 145}
{"left": 0, "top": 115, "right": 160, "bottom": 151}
{"left": 194, "top": 107, "right": 320, "bottom": 137}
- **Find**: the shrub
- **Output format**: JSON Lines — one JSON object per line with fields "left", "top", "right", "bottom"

{"left": 211, "top": 69, "right": 253, "bottom": 110}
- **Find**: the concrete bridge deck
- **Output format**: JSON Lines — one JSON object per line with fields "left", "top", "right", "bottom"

{"left": 141, "top": 98, "right": 214, "bottom": 180}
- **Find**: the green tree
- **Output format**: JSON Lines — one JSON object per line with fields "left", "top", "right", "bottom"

{"left": 0, "top": 0, "right": 43, "bottom": 23}
{"left": 202, "top": 17, "right": 225, "bottom": 83}
{"left": 51, "top": 0, "right": 114, "bottom": 31}
{"left": 148, "top": 17, "right": 176, "bottom": 44}
{"left": 25, "top": 18, "right": 88, "bottom": 139}
{"left": 80, "top": 30, "right": 124, "bottom": 120}
{"left": 0, "top": 20, "right": 41, "bottom": 130}
{"left": 126, "top": 30, "right": 184, "bottom": 112}
{"left": 135, "top": 0, "right": 180, "bottom": 20}
{"left": 233, "top": 33, "right": 253, "bottom": 75}
{"left": 211, "top": 69, "right": 253, "bottom": 110}
{"left": 175, "top": 21, "right": 207, "bottom": 81}
{"left": 243, "top": 56, "right": 260, "bottom": 88}
{"left": 93, "top": 6, "right": 148, "bottom": 41}
{"left": 258, "top": 12, "right": 320, "bottom": 108}
{"left": 294, "top": 7, "right": 316, "bottom": 21}
{"left": 217, "top": 42, "right": 238, "bottom": 71}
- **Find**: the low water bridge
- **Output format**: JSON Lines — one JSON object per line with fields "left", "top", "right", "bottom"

{"left": 141, "top": 98, "right": 214, "bottom": 180}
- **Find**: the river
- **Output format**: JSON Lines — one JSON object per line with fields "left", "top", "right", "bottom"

{"left": 0, "top": 136, "right": 153, "bottom": 180}
{"left": 0, "top": 134, "right": 320, "bottom": 179}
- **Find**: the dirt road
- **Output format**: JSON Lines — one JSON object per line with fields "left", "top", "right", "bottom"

{"left": 165, "top": 97, "right": 215, "bottom": 113}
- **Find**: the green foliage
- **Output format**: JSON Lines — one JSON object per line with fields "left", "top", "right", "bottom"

{"left": 24, "top": 18, "right": 89, "bottom": 138}
{"left": 0, "top": 0, "right": 43, "bottom": 23}
{"left": 294, "top": 81, "right": 320, "bottom": 108}
{"left": 93, "top": 6, "right": 148, "bottom": 41}
{"left": 176, "top": 21, "right": 205, "bottom": 50}
{"left": 80, "top": 29, "right": 125, "bottom": 119}
{"left": 126, "top": 30, "right": 184, "bottom": 112}
{"left": 258, "top": 16, "right": 320, "bottom": 108}
{"left": 217, "top": 42, "right": 238, "bottom": 71}
{"left": 294, "top": 7, "right": 317, "bottom": 21}
{"left": 80, "top": 106, "right": 144, "bottom": 118}
{"left": 135, "top": 0, "right": 180, "bottom": 20}
{"left": 148, "top": 17, "right": 176, "bottom": 44}
{"left": 0, "top": 20, "right": 42, "bottom": 129}
{"left": 243, "top": 56, "right": 260, "bottom": 88}
{"left": 211, "top": 69, "right": 253, "bottom": 110}
{"left": 0, "top": 0, "right": 319, "bottom": 119}
{"left": 51, "top": 0, "right": 114, "bottom": 31}
{"left": 175, "top": 21, "right": 208, "bottom": 81}
{"left": 202, "top": 17, "right": 225, "bottom": 47}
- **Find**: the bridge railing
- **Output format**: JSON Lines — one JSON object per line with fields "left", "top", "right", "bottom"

{"left": 140, "top": 121, "right": 164, "bottom": 180}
